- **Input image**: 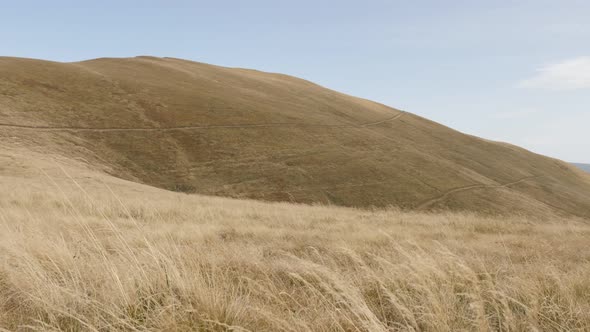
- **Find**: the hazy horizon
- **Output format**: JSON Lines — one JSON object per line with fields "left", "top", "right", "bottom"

{"left": 2, "top": 0, "right": 589, "bottom": 162}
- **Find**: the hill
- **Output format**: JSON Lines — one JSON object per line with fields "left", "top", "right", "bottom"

{"left": 1, "top": 56, "right": 590, "bottom": 217}
{"left": 572, "top": 163, "right": 590, "bottom": 173}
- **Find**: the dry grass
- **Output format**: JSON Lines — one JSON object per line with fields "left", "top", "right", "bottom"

{"left": 1, "top": 172, "right": 589, "bottom": 331}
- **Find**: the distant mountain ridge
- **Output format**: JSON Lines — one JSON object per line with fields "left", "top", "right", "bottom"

{"left": 572, "top": 163, "right": 590, "bottom": 173}
{"left": 1, "top": 56, "right": 590, "bottom": 218}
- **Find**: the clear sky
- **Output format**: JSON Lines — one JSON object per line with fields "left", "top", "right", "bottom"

{"left": 2, "top": 1, "right": 589, "bottom": 162}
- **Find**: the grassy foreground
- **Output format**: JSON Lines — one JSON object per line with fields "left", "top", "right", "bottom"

{"left": 0, "top": 177, "right": 589, "bottom": 331}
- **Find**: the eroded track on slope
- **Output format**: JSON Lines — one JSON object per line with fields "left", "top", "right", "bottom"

{"left": 0, "top": 112, "right": 405, "bottom": 132}
{"left": 359, "top": 112, "right": 406, "bottom": 127}
{"left": 416, "top": 176, "right": 543, "bottom": 210}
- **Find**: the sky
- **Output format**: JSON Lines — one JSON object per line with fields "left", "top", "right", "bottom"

{"left": 1, "top": 0, "right": 589, "bottom": 162}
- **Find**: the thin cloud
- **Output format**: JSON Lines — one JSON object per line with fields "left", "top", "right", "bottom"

{"left": 519, "top": 56, "right": 590, "bottom": 90}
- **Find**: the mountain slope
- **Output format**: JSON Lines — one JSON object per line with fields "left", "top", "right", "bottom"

{"left": 1, "top": 56, "right": 590, "bottom": 217}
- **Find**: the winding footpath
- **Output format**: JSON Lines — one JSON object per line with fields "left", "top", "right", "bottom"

{"left": 416, "top": 175, "right": 544, "bottom": 210}
{"left": 0, "top": 112, "right": 405, "bottom": 132}
{"left": 359, "top": 112, "right": 406, "bottom": 127}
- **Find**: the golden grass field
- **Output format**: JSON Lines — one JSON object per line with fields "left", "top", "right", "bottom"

{"left": 1, "top": 152, "right": 589, "bottom": 331}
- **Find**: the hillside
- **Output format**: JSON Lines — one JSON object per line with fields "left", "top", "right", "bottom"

{"left": 1, "top": 56, "right": 590, "bottom": 217}
{"left": 573, "top": 163, "right": 590, "bottom": 173}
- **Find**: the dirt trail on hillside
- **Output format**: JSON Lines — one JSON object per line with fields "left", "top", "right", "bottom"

{"left": 359, "top": 112, "right": 405, "bottom": 127}
{"left": 417, "top": 176, "right": 543, "bottom": 210}
{"left": 0, "top": 112, "right": 405, "bottom": 132}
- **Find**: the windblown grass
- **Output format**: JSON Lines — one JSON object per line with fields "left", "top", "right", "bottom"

{"left": 0, "top": 176, "right": 589, "bottom": 331}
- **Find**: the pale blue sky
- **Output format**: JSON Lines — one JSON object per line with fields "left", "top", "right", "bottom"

{"left": 2, "top": 1, "right": 589, "bottom": 162}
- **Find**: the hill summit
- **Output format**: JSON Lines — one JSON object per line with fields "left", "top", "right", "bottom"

{"left": 1, "top": 56, "right": 589, "bottom": 217}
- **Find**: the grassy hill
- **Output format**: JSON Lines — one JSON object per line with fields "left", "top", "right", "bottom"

{"left": 1, "top": 56, "right": 590, "bottom": 218}
{"left": 1, "top": 56, "right": 589, "bottom": 330}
